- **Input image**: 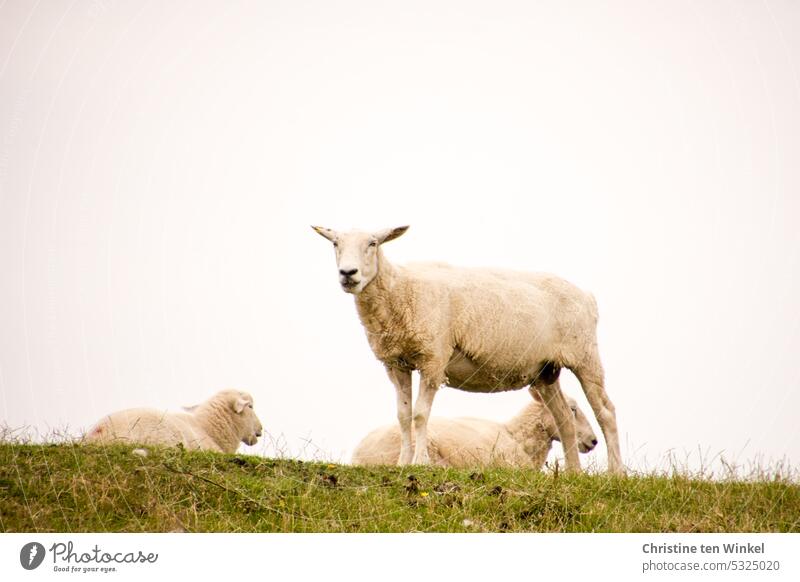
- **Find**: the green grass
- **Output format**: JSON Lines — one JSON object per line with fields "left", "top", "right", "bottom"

{"left": 1, "top": 443, "right": 798, "bottom": 532}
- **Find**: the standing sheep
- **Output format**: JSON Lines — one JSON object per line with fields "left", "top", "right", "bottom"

{"left": 84, "top": 389, "right": 263, "bottom": 454}
{"left": 312, "top": 225, "right": 623, "bottom": 474}
{"left": 353, "top": 390, "right": 598, "bottom": 468}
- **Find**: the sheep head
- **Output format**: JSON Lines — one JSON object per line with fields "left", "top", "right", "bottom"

{"left": 567, "top": 397, "right": 599, "bottom": 453}
{"left": 226, "top": 390, "right": 263, "bottom": 446}
{"left": 311, "top": 225, "right": 409, "bottom": 294}
{"left": 532, "top": 391, "right": 598, "bottom": 453}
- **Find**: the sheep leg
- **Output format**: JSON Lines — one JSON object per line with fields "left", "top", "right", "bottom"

{"left": 532, "top": 379, "right": 581, "bottom": 473}
{"left": 411, "top": 377, "right": 439, "bottom": 465}
{"left": 572, "top": 352, "right": 625, "bottom": 475}
{"left": 386, "top": 366, "right": 414, "bottom": 465}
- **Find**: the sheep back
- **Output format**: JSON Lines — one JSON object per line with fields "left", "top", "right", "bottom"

{"left": 352, "top": 417, "right": 532, "bottom": 468}
{"left": 85, "top": 407, "right": 222, "bottom": 451}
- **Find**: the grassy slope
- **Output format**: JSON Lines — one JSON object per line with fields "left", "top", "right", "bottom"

{"left": 1, "top": 443, "right": 798, "bottom": 533}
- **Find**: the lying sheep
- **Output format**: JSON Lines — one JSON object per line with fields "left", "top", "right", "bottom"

{"left": 312, "top": 225, "right": 623, "bottom": 474}
{"left": 84, "top": 390, "right": 263, "bottom": 453}
{"left": 353, "top": 391, "right": 598, "bottom": 468}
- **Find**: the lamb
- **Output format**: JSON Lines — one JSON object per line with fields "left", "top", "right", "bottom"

{"left": 84, "top": 389, "right": 263, "bottom": 454}
{"left": 353, "top": 390, "right": 598, "bottom": 468}
{"left": 312, "top": 225, "right": 623, "bottom": 474}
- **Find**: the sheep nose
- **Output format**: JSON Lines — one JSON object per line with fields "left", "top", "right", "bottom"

{"left": 591, "top": 438, "right": 598, "bottom": 446}
{"left": 340, "top": 268, "right": 358, "bottom": 277}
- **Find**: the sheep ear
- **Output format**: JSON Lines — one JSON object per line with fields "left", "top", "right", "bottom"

{"left": 311, "top": 225, "right": 337, "bottom": 242}
{"left": 375, "top": 225, "right": 409, "bottom": 244}
{"left": 233, "top": 397, "right": 248, "bottom": 414}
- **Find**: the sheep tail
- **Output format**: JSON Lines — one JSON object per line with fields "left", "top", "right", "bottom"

{"left": 588, "top": 292, "right": 599, "bottom": 323}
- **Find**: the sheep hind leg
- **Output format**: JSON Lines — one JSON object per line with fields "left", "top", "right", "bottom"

{"left": 387, "top": 366, "right": 413, "bottom": 465}
{"left": 571, "top": 352, "right": 625, "bottom": 475}
{"left": 532, "top": 378, "right": 582, "bottom": 473}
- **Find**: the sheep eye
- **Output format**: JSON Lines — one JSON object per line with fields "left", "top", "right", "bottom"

{"left": 333, "top": 241, "right": 338, "bottom": 248}
{"left": 368, "top": 240, "right": 377, "bottom": 248}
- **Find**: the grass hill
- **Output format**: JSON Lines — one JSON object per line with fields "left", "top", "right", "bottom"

{"left": 1, "top": 443, "right": 798, "bottom": 532}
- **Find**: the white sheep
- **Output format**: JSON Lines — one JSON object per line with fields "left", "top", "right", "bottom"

{"left": 352, "top": 390, "right": 598, "bottom": 468}
{"left": 312, "top": 225, "right": 623, "bottom": 474}
{"left": 84, "top": 389, "right": 263, "bottom": 454}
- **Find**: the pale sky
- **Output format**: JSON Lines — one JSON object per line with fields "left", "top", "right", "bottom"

{"left": 1, "top": 0, "right": 798, "bottom": 476}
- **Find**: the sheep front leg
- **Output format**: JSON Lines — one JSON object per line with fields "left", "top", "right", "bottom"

{"left": 386, "top": 366, "right": 413, "bottom": 465}
{"left": 411, "top": 376, "right": 439, "bottom": 465}
{"left": 533, "top": 380, "right": 581, "bottom": 473}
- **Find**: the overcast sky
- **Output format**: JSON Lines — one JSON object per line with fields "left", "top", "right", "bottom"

{"left": 1, "top": 1, "right": 798, "bottom": 476}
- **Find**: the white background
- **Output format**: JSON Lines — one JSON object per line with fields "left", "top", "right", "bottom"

{"left": 1, "top": 1, "right": 799, "bottom": 475}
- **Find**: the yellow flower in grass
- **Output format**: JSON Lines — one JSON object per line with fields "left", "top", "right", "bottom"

{"left": 420, "top": 491, "right": 429, "bottom": 497}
